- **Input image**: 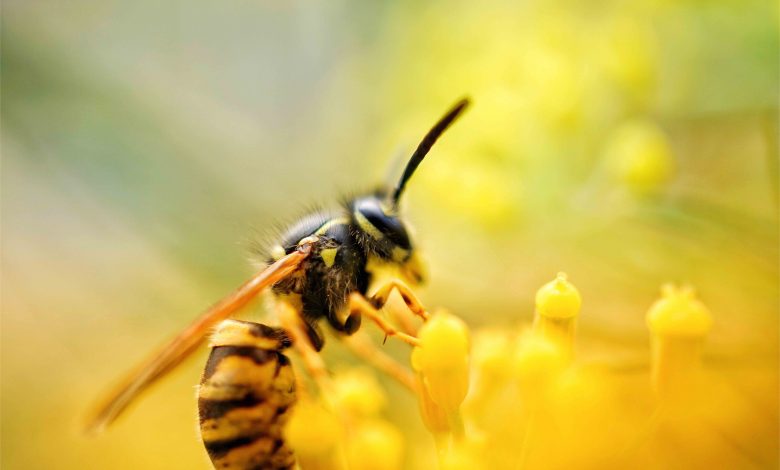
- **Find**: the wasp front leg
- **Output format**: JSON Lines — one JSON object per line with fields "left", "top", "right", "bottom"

{"left": 198, "top": 320, "right": 297, "bottom": 470}
{"left": 336, "top": 280, "right": 434, "bottom": 391}
{"left": 346, "top": 291, "right": 421, "bottom": 347}
{"left": 369, "top": 279, "right": 430, "bottom": 323}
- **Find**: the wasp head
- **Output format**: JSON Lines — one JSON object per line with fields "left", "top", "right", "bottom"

{"left": 348, "top": 97, "right": 470, "bottom": 285}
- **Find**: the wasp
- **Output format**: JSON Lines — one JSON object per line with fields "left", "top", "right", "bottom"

{"left": 86, "top": 98, "right": 470, "bottom": 469}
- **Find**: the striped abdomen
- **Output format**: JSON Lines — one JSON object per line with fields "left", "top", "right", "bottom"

{"left": 198, "top": 320, "right": 297, "bottom": 469}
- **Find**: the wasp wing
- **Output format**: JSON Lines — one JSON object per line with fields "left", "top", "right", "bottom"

{"left": 84, "top": 245, "right": 312, "bottom": 434}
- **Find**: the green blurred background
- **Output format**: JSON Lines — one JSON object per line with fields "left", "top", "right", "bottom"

{"left": 2, "top": 0, "right": 778, "bottom": 468}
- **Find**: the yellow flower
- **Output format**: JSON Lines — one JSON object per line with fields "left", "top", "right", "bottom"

{"left": 511, "top": 330, "right": 567, "bottom": 394}
{"left": 411, "top": 310, "right": 471, "bottom": 414}
{"left": 331, "top": 368, "right": 387, "bottom": 418}
{"left": 533, "top": 272, "right": 581, "bottom": 359}
{"left": 646, "top": 284, "right": 712, "bottom": 399}
{"left": 647, "top": 284, "right": 712, "bottom": 337}
{"left": 598, "top": 16, "right": 659, "bottom": 104}
{"left": 535, "top": 272, "right": 582, "bottom": 319}
{"left": 605, "top": 119, "right": 675, "bottom": 195}
{"left": 440, "top": 441, "right": 483, "bottom": 470}
{"left": 284, "top": 399, "right": 344, "bottom": 468}
{"left": 415, "top": 372, "right": 451, "bottom": 437}
{"left": 346, "top": 420, "right": 404, "bottom": 470}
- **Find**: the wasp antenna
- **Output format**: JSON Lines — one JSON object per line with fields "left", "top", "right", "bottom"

{"left": 391, "top": 97, "right": 471, "bottom": 204}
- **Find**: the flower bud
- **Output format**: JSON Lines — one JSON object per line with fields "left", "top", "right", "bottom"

{"left": 647, "top": 284, "right": 712, "bottom": 337}
{"left": 512, "top": 331, "right": 567, "bottom": 391}
{"left": 646, "top": 284, "right": 712, "bottom": 399}
{"left": 346, "top": 420, "right": 404, "bottom": 470}
{"left": 605, "top": 119, "right": 675, "bottom": 195}
{"left": 414, "top": 372, "right": 451, "bottom": 438}
{"left": 535, "top": 272, "right": 581, "bottom": 319}
{"left": 284, "top": 399, "right": 343, "bottom": 469}
{"left": 411, "top": 310, "right": 471, "bottom": 414}
{"left": 465, "top": 329, "right": 513, "bottom": 419}
{"left": 331, "top": 368, "right": 386, "bottom": 418}
{"left": 534, "top": 273, "right": 581, "bottom": 359}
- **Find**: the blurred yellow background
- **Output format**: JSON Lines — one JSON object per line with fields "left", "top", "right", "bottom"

{"left": 2, "top": 0, "right": 777, "bottom": 468}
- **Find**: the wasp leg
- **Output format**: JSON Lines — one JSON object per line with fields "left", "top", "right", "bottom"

{"left": 347, "top": 292, "right": 421, "bottom": 347}
{"left": 342, "top": 332, "right": 417, "bottom": 392}
{"left": 370, "top": 279, "right": 430, "bottom": 322}
{"left": 275, "top": 301, "right": 333, "bottom": 394}
{"left": 198, "top": 319, "right": 297, "bottom": 470}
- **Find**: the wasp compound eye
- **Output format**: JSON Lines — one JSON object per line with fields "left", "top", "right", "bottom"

{"left": 353, "top": 196, "right": 412, "bottom": 254}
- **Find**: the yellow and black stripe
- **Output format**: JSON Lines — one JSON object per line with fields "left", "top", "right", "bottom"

{"left": 198, "top": 320, "right": 297, "bottom": 469}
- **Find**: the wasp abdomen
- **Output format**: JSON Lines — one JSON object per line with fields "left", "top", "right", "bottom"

{"left": 198, "top": 320, "right": 297, "bottom": 470}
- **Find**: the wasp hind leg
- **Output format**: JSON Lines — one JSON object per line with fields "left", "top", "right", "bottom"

{"left": 198, "top": 319, "right": 297, "bottom": 470}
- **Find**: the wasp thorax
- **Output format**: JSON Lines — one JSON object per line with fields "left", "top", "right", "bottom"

{"left": 351, "top": 196, "right": 412, "bottom": 263}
